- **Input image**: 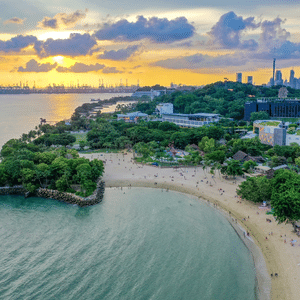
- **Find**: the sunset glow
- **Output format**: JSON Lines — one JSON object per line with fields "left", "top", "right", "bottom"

{"left": 0, "top": 1, "right": 300, "bottom": 87}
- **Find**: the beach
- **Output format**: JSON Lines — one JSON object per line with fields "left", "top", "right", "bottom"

{"left": 81, "top": 151, "right": 300, "bottom": 300}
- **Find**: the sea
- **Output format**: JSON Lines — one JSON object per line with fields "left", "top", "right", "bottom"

{"left": 0, "top": 93, "right": 256, "bottom": 299}
{"left": 0, "top": 93, "right": 130, "bottom": 149}
{"left": 0, "top": 188, "right": 256, "bottom": 300}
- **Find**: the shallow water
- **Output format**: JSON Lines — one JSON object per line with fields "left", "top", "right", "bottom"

{"left": 0, "top": 188, "right": 256, "bottom": 300}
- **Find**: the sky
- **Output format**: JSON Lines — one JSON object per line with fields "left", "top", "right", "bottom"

{"left": 1, "top": 0, "right": 300, "bottom": 87}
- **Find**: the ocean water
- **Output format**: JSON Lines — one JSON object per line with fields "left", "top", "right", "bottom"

{"left": 0, "top": 188, "right": 256, "bottom": 300}
{"left": 0, "top": 93, "right": 129, "bottom": 149}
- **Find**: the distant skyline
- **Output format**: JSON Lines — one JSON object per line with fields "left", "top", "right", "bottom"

{"left": 1, "top": 0, "right": 300, "bottom": 87}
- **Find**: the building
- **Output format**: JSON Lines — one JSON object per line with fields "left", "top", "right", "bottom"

{"left": 161, "top": 113, "right": 220, "bottom": 128}
{"left": 275, "top": 70, "right": 283, "bottom": 86}
{"left": 117, "top": 111, "right": 148, "bottom": 123}
{"left": 244, "top": 98, "right": 300, "bottom": 121}
{"left": 247, "top": 76, "right": 253, "bottom": 84}
{"left": 132, "top": 87, "right": 167, "bottom": 100}
{"left": 290, "top": 70, "right": 295, "bottom": 87}
{"left": 236, "top": 73, "right": 242, "bottom": 83}
{"left": 156, "top": 103, "right": 174, "bottom": 115}
{"left": 253, "top": 120, "right": 286, "bottom": 146}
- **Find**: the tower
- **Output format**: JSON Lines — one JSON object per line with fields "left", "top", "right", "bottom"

{"left": 272, "top": 58, "right": 276, "bottom": 86}
{"left": 290, "top": 70, "right": 295, "bottom": 87}
{"left": 247, "top": 76, "right": 253, "bottom": 84}
{"left": 275, "top": 70, "right": 283, "bottom": 85}
{"left": 236, "top": 73, "right": 242, "bottom": 83}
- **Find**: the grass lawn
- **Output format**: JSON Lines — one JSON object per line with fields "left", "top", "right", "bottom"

{"left": 80, "top": 148, "right": 121, "bottom": 153}
{"left": 72, "top": 132, "right": 88, "bottom": 143}
{"left": 260, "top": 121, "right": 281, "bottom": 126}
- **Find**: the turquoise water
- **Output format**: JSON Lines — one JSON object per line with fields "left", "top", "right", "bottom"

{"left": 0, "top": 188, "right": 256, "bottom": 300}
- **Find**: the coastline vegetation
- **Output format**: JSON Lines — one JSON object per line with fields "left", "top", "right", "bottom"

{"left": 0, "top": 138, "right": 104, "bottom": 197}
{"left": 1, "top": 81, "right": 300, "bottom": 221}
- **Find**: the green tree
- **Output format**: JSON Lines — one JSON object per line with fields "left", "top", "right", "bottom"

{"left": 250, "top": 111, "right": 269, "bottom": 122}
{"left": 205, "top": 150, "right": 226, "bottom": 164}
{"left": 295, "top": 157, "right": 300, "bottom": 167}
{"left": 79, "top": 141, "right": 87, "bottom": 151}
{"left": 243, "top": 160, "right": 258, "bottom": 172}
{"left": 237, "top": 176, "right": 272, "bottom": 203}
{"left": 56, "top": 174, "right": 70, "bottom": 192}
{"left": 221, "top": 160, "right": 243, "bottom": 178}
{"left": 0, "top": 165, "right": 7, "bottom": 186}
{"left": 203, "top": 138, "right": 215, "bottom": 153}
{"left": 271, "top": 169, "right": 300, "bottom": 223}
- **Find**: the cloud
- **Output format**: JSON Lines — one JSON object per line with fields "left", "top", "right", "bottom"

{"left": 102, "top": 67, "right": 124, "bottom": 73}
{"left": 4, "top": 17, "right": 25, "bottom": 25}
{"left": 0, "top": 35, "right": 37, "bottom": 52}
{"left": 56, "top": 62, "right": 105, "bottom": 73}
{"left": 154, "top": 53, "right": 247, "bottom": 70}
{"left": 251, "top": 17, "right": 300, "bottom": 60}
{"left": 259, "top": 17, "right": 290, "bottom": 49}
{"left": 38, "top": 10, "right": 87, "bottom": 29}
{"left": 97, "top": 45, "right": 139, "bottom": 61}
{"left": 17, "top": 59, "right": 57, "bottom": 72}
{"left": 39, "top": 17, "right": 57, "bottom": 29}
{"left": 208, "top": 11, "right": 259, "bottom": 50}
{"left": 94, "top": 15, "right": 195, "bottom": 43}
{"left": 34, "top": 33, "right": 97, "bottom": 57}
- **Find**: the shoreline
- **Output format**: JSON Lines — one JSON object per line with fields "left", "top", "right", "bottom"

{"left": 105, "top": 182, "right": 270, "bottom": 300}
{"left": 81, "top": 151, "right": 300, "bottom": 300}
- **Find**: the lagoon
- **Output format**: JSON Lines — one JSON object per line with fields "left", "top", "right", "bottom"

{"left": 0, "top": 188, "right": 255, "bottom": 300}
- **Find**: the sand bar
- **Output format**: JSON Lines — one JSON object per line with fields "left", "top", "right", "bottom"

{"left": 81, "top": 151, "right": 300, "bottom": 300}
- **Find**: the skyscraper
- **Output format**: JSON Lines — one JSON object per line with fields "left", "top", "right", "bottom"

{"left": 290, "top": 70, "right": 295, "bottom": 88}
{"left": 236, "top": 73, "right": 242, "bottom": 83}
{"left": 275, "top": 70, "right": 283, "bottom": 85}
{"left": 247, "top": 76, "right": 253, "bottom": 84}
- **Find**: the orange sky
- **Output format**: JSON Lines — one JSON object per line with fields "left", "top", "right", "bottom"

{"left": 1, "top": 4, "right": 300, "bottom": 87}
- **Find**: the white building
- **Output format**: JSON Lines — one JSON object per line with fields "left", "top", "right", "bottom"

{"left": 161, "top": 113, "right": 220, "bottom": 128}
{"left": 156, "top": 103, "right": 174, "bottom": 115}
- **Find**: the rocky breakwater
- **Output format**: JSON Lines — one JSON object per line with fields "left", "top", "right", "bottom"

{"left": 0, "top": 186, "right": 27, "bottom": 195}
{"left": 36, "top": 179, "right": 105, "bottom": 207}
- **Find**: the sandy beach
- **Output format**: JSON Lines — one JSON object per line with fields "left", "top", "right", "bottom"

{"left": 81, "top": 151, "right": 300, "bottom": 300}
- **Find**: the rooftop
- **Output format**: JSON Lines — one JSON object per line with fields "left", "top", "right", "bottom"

{"left": 162, "top": 113, "right": 219, "bottom": 117}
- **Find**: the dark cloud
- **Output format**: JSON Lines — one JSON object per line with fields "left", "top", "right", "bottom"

{"left": 39, "top": 17, "right": 57, "bottom": 29}
{"left": 17, "top": 59, "right": 57, "bottom": 72}
{"left": 34, "top": 33, "right": 97, "bottom": 57}
{"left": 4, "top": 17, "right": 25, "bottom": 25}
{"left": 208, "top": 11, "right": 259, "bottom": 50}
{"left": 0, "top": 35, "right": 37, "bottom": 52}
{"left": 98, "top": 45, "right": 139, "bottom": 61}
{"left": 102, "top": 67, "right": 124, "bottom": 73}
{"left": 38, "top": 10, "right": 87, "bottom": 29}
{"left": 94, "top": 15, "right": 195, "bottom": 43}
{"left": 154, "top": 53, "right": 247, "bottom": 70}
{"left": 56, "top": 62, "right": 105, "bottom": 73}
{"left": 252, "top": 41, "right": 300, "bottom": 60}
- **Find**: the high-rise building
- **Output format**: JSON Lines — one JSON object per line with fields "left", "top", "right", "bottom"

{"left": 276, "top": 70, "right": 282, "bottom": 81}
{"left": 247, "top": 76, "right": 253, "bottom": 84}
{"left": 236, "top": 73, "right": 242, "bottom": 83}
{"left": 275, "top": 70, "right": 283, "bottom": 85}
{"left": 290, "top": 70, "right": 295, "bottom": 88}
